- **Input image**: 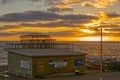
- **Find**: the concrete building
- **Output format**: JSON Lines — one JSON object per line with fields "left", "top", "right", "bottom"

{"left": 6, "top": 33, "right": 86, "bottom": 77}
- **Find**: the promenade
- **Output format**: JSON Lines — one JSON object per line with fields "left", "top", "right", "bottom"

{"left": 47, "top": 72, "right": 120, "bottom": 80}
{"left": 6, "top": 71, "right": 120, "bottom": 80}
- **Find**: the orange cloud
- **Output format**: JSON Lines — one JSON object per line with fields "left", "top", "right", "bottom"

{"left": 56, "top": 3, "right": 72, "bottom": 9}
{"left": 97, "top": 12, "right": 120, "bottom": 22}
{"left": 49, "top": 0, "right": 118, "bottom": 9}
{"left": 81, "top": 0, "right": 118, "bottom": 8}
{"left": 64, "top": 0, "right": 81, "bottom": 3}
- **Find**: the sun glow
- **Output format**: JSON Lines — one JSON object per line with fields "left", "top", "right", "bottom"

{"left": 80, "top": 29, "right": 95, "bottom": 33}
{"left": 84, "top": 20, "right": 101, "bottom": 27}
{"left": 76, "top": 36, "right": 110, "bottom": 41}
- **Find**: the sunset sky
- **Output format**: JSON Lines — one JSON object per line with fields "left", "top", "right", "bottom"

{"left": 0, "top": 0, "right": 120, "bottom": 41}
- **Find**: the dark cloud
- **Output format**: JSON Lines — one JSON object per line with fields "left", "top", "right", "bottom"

{"left": 106, "top": 12, "right": 120, "bottom": 18}
{"left": 62, "top": 14, "right": 97, "bottom": 20}
{"left": 20, "top": 20, "right": 90, "bottom": 28}
{"left": 0, "top": 0, "right": 15, "bottom": 4}
{"left": 20, "top": 22, "right": 78, "bottom": 27}
{"left": 47, "top": 7, "right": 73, "bottom": 12}
{"left": 46, "top": 0, "right": 74, "bottom": 12}
{"left": 0, "top": 32, "right": 18, "bottom": 36}
{"left": 107, "top": 27, "right": 120, "bottom": 32}
{"left": 0, "top": 10, "right": 98, "bottom": 23}
{"left": 46, "top": 30, "right": 76, "bottom": 37}
{"left": 0, "top": 11, "right": 61, "bottom": 22}
{"left": 0, "top": 25, "right": 20, "bottom": 30}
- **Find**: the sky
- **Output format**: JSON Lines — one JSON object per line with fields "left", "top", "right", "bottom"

{"left": 0, "top": 0, "right": 120, "bottom": 41}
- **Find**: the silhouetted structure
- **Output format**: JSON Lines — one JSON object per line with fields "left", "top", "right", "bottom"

{"left": 20, "top": 33, "right": 55, "bottom": 49}
{"left": 6, "top": 33, "right": 72, "bottom": 50}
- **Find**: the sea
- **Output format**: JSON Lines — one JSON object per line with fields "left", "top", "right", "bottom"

{"left": 0, "top": 41, "right": 120, "bottom": 66}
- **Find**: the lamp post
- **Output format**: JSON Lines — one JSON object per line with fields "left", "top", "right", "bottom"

{"left": 100, "top": 23, "right": 103, "bottom": 80}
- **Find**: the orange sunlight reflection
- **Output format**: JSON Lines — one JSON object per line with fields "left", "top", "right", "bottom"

{"left": 80, "top": 29, "right": 95, "bottom": 33}
{"left": 76, "top": 36, "right": 111, "bottom": 41}
{"left": 0, "top": 36, "right": 120, "bottom": 41}
{"left": 0, "top": 36, "right": 20, "bottom": 41}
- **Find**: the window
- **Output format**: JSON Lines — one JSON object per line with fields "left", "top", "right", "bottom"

{"left": 20, "top": 60, "right": 30, "bottom": 69}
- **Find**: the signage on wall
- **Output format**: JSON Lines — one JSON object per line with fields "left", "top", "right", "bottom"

{"left": 74, "top": 58, "right": 83, "bottom": 66}
{"left": 49, "top": 60, "right": 67, "bottom": 68}
{"left": 20, "top": 60, "right": 31, "bottom": 69}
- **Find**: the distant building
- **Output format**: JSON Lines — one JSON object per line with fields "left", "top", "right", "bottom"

{"left": 6, "top": 33, "right": 86, "bottom": 77}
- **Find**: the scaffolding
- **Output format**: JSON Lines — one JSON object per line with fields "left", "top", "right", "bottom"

{"left": 19, "top": 33, "right": 55, "bottom": 48}
{"left": 5, "top": 33, "right": 73, "bottom": 50}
